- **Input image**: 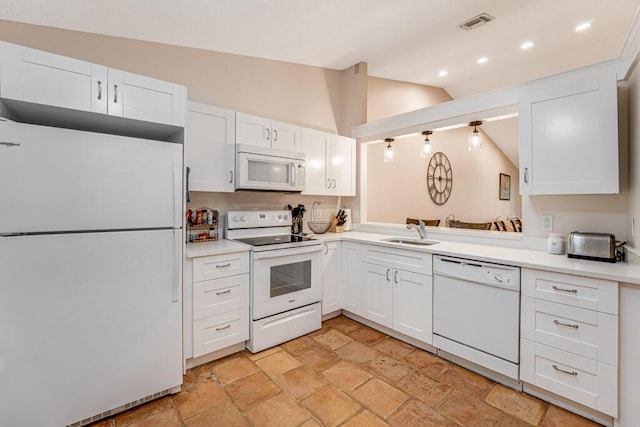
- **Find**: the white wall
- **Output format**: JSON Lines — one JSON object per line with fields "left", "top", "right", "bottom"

{"left": 365, "top": 127, "right": 521, "bottom": 225}
{"left": 627, "top": 66, "right": 640, "bottom": 249}
{"left": 0, "top": 19, "right": 346, "bottom": 133}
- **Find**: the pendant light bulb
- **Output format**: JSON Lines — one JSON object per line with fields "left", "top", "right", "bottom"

{"left": 384, "top": 138, "right": 395, "bottom": 163}
{"left": 421, "top": 131, "right": 433, "bottom": 159}
{"left": 468, "top": 121, "right": 483, "bottom": 151}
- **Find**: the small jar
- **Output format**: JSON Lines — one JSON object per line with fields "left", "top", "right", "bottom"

{"left": 547, "top": 233, "right": 565, "bottom": 255}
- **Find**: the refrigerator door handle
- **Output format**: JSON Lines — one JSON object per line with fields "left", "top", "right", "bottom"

{"left": 185, "top": 166, "right": 191, "bottom": 203}
{"left": 173, "top": 155, "right": 182, "bottom": 228}
{"left": 172, "top": 229, "right": 181, "bottom": 302}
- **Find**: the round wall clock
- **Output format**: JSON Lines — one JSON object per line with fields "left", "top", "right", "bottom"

{"left": 427, "top": 152, "right": 453, "bottom": 205}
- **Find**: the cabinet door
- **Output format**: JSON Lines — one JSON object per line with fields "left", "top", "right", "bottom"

{"left": 322, "top": 242, "right": 342, "bottom": 315}
{"left": 272, "top": 120, "right": 301, "bottom": 152}
{"left": 519, "top": 67, "right": 619, "bottom": 195}
{"left": 362, "top": 262, "right": 393, "bottom": 328}
{"left": 342, "top": 242, "right": 363, "bottom": 316}
{"left": 236, "top": 112, "right": 271, "bottom": 147}
{"left": 186, "top": 102, "right": 236, "bottom": 192}
{"left": 330, "top": 135, "right": 356, "bottom": 196}
{"left": 112, "top": 70, "right": 182, "bottom": 126}
{"left": 301, "top": 128, "right": 329, "bottom": 195}
{"left": 1, "top": 42, "right": 95, "bottom": 113}
{"left": 393, "top": 270, "right": 432, "bottom": 343}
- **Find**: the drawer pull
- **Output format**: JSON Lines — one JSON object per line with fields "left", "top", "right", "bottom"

{"left": 216, "top": 290, "right": 231, "bottom": 296}
{"left": 552, "top": 364, "right": 578, "bottom": 376}
{"left": 216, "top": 263, "right": 231, "bottom": 269}
{"left": 552, "top": 285, "right": 578, "bottom": 294}
{"left": 216, "top": 324, "right": 231, "bottom": 332}
{"left": 554, "top": 319, "right": 579, "bottom": 329}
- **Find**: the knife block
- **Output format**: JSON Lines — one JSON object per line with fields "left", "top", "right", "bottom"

{"left": 328, "top": 217, "right": 343, "bottom": 233}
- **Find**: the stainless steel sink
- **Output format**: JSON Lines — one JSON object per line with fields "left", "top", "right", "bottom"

{"left": 381, "top": 237, "right": 439, "bottom": 246}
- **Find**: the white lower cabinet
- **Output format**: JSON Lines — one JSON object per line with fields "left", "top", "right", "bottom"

{"left": 185, "top": 251, "right": 250, "bottom": 362}
{"left": 342, "top": 242, "right": 432, "bottom": 344}
{"left": 361, "top": 262, "right": 393, "bottom": 327}
{"left": 322, "top": 241, "right": 342, "bottom": 315}
{"left": 520, "top": 268, "right": 618, "bottom": 417}
{"left": 342, "top": 241, "right": 364, "bottom": 315}
{"left": 392, "top": 268, "right": 433, "bottom": 344}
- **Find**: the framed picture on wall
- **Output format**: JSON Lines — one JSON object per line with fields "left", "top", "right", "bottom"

{"left": 499, "top": 173, "right": 511, "bottom": 200}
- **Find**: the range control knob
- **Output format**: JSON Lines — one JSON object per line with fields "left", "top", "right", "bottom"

{"left": 232, "top": 216, "right": 239, "bottom": 222}
{"left": 240, "top": 216, "right": 247, "bottom": 222}
{"left": 493, "top": 273, "right": 504, "bottom": 283}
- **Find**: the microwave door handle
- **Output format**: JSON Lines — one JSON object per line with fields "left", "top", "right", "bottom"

{"left": 290, "top": 162, "right": 296, "bottom": 185}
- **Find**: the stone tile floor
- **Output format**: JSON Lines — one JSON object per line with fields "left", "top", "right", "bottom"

{"left": 91, "top": 315, "right": 602, "bottom": 427}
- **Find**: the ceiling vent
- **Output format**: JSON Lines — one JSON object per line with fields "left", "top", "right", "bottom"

{"left": 458, "top": 13, "right": 495, "bottom": 31}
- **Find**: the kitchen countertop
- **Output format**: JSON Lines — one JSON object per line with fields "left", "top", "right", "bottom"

{"left": 318, "top": 231, "right": 640, "bottom": 285}
{"left": 185, "top": 239, "right": 250, "bottom": 258}
{"left": 186, "top": 232, "right": 640, "bottom": 285}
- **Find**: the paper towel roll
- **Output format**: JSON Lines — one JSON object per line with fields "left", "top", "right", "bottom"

{"left": 343, "top": 209, "right": 352, "bottom": 231}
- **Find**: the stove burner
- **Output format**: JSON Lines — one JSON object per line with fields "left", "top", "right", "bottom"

{"left": 234, "top": 234, "right": 316, "bottom": 247}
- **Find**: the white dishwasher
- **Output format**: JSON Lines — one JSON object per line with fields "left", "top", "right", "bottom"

{"left": 433, "top": 255, "right": 520, "bottom": 382}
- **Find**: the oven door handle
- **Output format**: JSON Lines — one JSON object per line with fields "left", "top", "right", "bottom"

{"left": 253, "top": 245, "right": 323, "bottom": 260}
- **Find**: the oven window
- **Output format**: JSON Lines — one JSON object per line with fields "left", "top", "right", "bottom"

{"left": 248, "top": 160, "right": 290, "bottom": 184}
{"left": 271, "top": 260, "right": 311, "bottom": 297}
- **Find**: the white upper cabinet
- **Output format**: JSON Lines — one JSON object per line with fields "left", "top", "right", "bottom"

{"left": 186, "top": 102, "right": 236, "bottom": 193}
{"left": 235, "top": 112, "right": 301, "bottom": 151}
{"left": 519, "top": 66, "right": 619, "bottom": 195}
{"left": 0, "top": 42, "right": 186, "bottom": 127}
{"left": 331, "top": 135, "right": 356, "bottom": 196}
{"left": 301, "top": 128, "right": 356, "bottom": 196}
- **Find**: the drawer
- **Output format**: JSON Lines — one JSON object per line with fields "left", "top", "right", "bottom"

{"left": 193, "top": 308, "right": 249, "bottom": 358}
{"left": 193, "top": 274, "right": 249, "bottom": 320}
{"left": 362, "top": 244, "right": 432, "bottom": 275}
{"left": 520, "top": 339, "right": 617, "bottom": 417}
{"left": 521, "top": 296, "right": 617, "bottom": 366}
{"left": 193, "top": 251, "right": 249, "bottom": 282}
{"left": 521, "top": 269, "right": 618, "bottom": 314}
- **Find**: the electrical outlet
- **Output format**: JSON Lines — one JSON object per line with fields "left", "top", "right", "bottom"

{"left": 315, "top": 209, "right": 322, "bottom": 219}
{"left": 540, "top": 214, "right": 553, "bottom": 231}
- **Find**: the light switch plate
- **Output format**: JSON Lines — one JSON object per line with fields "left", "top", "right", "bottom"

{"left": 541, "top": 214, "right": 553, "bottom": 231}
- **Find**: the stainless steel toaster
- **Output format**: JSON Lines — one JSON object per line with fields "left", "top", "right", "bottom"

{"left": 567, "top": 232, "right": 616, "bottom": 262}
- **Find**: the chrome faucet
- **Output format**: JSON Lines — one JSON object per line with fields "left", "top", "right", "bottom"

{"left": 407, "top": 220, "right": 427, "bottom": 239}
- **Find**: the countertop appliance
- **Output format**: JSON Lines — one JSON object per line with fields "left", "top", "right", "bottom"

{"left": 235, "top": 144, "right": 305, "bottom": 192}
{"left": 0, "top": 119, "right": 183, "bottom": 427}
{"left": 433, "top": 255, "right": 521, "bottom": 384}
{"left": 567, "top": 232, "right": 617, "bottom": 262}
{"left": 226, "top": 210, "right": 322, "bottom": 352}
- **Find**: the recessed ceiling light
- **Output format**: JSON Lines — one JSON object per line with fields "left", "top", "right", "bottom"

{"left": 520, "top": 41, "right": 534, "bottom": 50}
{"left": 575, "top": 21, "right": 592, "bottom": 32}
{"left": 438, "top": 70, "right": 448, "bottom": 77}
{"left": 477, "top": 56, "right": 488, "bottom": 64}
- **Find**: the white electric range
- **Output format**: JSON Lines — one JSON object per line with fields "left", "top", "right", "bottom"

{"left": 226, "top": 210, "right": 323, "bottom": 353}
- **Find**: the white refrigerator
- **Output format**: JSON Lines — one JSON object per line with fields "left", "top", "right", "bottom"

{"left": 0, "top": 119, "right": 183, "bottom": 427}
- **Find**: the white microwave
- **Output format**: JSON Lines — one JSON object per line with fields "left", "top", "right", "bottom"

{"left": 235, "top": 144, "right": 306, "bottom": 192}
